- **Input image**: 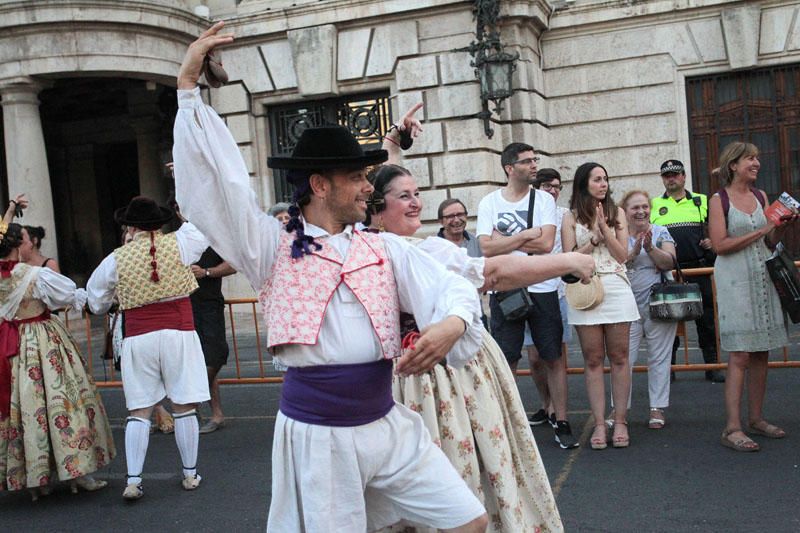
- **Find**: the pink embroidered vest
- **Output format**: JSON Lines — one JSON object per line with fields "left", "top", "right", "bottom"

{"left": 260, "top": 229, "right": 401, "bottom": 359}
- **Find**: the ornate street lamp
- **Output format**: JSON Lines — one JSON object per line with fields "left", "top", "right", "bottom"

{"left": 468, "top": 1, "right": 519, "bottom": 138}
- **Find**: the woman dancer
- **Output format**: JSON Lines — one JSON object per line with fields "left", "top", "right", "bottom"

{"left": 0, "top": 197, "right": 115, "bottom": 499}
{"left": 562, "top": 163, "right": 639, "bottom": 449}
{"left": 371, "top": 125, "right": 592, "bottom": 533}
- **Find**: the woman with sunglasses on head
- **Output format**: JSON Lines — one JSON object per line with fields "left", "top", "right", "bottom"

{"left": 562, "top": 163, "right": 639, "bottom": 450}
{"left": 369, "top": 106, "right": 594, "bottom": 533}
{"left": 708, "top": 142, "right": 796, "bottom": 452}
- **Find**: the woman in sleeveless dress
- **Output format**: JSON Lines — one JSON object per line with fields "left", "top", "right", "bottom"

{"left": 21, "top": 225, "right": 59, "bottom": 272}
{"left": 562, "top": 163, "right": 639, "bottom": 450}
{"left": 708, "top": 142, "right": 795, "bottom": 452}
{"left": 0, "top": 204, "right": 115, "bottom": 499}
{"left": 366, "top": 136, "right": 593, "bottom": 530}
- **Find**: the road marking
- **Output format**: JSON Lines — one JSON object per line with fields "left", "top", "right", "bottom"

{"left": 100, "top": 473, "right": 178, "bottom": 480}
{"left": 551, "top": 415, "right": 593, "bottom": 499}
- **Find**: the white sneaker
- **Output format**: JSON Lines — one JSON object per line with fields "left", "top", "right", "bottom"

{"left": 182, "top": 474, "right": 202, "bottom": 491}
{"left": 122, "top": 483, "right": 143, "bottom": 500}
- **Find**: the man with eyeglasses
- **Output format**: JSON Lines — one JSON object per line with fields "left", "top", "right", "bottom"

{"left": 437, "top": 199, "right": 482, "bottom": 258}
{"left": 476, "top": 143, "right": 578, "bottom": 450}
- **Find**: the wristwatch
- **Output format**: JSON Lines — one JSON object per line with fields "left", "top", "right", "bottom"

{"left": 205, "top": 269, "right": 211, "bottom": 278}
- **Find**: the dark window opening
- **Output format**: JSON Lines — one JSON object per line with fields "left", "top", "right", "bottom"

{"left": 267, "top": 91, "right": 392, "bottom": 203}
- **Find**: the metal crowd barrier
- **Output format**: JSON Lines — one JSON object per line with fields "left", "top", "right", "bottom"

{"left": 64, "top": 266, "right": 799, "bottom": 387}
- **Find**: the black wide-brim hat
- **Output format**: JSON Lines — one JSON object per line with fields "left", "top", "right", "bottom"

{"left": 114, "top": 196, "right": 175, "bottom": 231}
{"left": 267, "top": 125, "right": 388, "bottom": 172}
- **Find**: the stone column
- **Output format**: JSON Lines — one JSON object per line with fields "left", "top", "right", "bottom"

{"left": 0, "top": 76, "right": 59, "bottom": 260}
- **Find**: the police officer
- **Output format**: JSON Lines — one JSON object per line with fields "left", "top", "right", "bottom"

{"left": 651, "top": 160, "right": 725, "bottom": 383}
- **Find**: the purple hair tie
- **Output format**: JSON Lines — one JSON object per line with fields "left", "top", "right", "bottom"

{"left": 285, "top": 180, "right": 321, "bottom": 259}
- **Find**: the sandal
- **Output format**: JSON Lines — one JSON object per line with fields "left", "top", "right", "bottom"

{"left": 648, "top": 408, "right": 665, "bottom": 430}
{"left": 720, "top": 428, "right": 760, "bottom": 452}
{"left": 747, "top": 420, "right": 786, "bottom": 439}
{"left": 590, "top": 424, "right": 608, "bottom": 450}
{"left": 612, "top": 421, "right": 630, "bottom": 448}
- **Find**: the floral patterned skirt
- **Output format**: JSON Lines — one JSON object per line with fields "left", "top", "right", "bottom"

{"left": 389, "top": 330, "right": 563, "bottom": 533}
{"left": 0, "top": 317, "right": 116, "bottom": 490}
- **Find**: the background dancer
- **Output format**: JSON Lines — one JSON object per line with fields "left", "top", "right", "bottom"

{"left": 0, "top": 196, "right": 114, "bottom": 500}
{"left": 87, "top": 196, "right": 210, "bottom": 500}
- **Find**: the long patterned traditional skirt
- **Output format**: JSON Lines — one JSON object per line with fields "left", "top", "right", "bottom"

{"left": 0, "top": 317, "right": 116, "bottom": 490}
{"left": 391, "top": 329, "right": 563, "bottom": 533}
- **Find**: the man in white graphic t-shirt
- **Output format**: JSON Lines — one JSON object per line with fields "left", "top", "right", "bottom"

{"left": 476, "top": 142, "right": 578, "bottom": 450}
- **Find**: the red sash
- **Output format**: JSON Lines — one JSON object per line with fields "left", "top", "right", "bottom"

{"left": 123, "top": 297, "right": 195, "bottom": 338}
{"left": 0, "top": 309, "right": 51, "bottom": 419}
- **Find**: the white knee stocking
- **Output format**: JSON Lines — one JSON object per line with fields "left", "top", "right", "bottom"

{"left": 174, "top": 410, "right": 199, "bottom": 477}
{"left": 125, "top": 417, "right": 151, "bottom": 485}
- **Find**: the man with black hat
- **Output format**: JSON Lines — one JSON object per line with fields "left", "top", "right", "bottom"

{"left": 87, "top": 196, "right": 211, "bottom": 500}
{"left": 651, "top": 159, "right": 725, "bottom": 383}
{"left": 171, "top": 23, "right": 488, "bottom": 533}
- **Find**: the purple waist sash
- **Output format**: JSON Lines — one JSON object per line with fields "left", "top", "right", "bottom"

{"left": 280, "top": 359, "right": 394, "bottom": 427}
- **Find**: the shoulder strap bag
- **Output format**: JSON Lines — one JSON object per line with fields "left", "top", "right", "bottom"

{"left": 494, "top": 190, "right": 536, "bottom": 321}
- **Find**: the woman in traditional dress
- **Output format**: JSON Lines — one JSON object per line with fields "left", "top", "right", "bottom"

{"left": 369, "top": 115, "right": 592, "bottom": 532}
{"left": 0, "top": 198, "right": 115, "bottom": 499}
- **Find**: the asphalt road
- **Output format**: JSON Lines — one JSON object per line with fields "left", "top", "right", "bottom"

{"left": 3, "top": 365, "right": 799, "bottom": 532}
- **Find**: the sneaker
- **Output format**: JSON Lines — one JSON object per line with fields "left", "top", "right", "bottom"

{"left": 528, "top": 409, "right": 549, "bottom": 427}
{"left": 182, "top": 474, "right": 202, "bottom": 491}
{"left": 554, "top": 420, "right": 579, "bottom": 449}
{"left": 122, "top": 483, "right": 143, "bottom": 501}
{"left": 548, "top": 412, "right": 557, "bottom": 429}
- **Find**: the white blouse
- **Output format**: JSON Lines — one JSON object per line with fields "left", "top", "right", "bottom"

{"left": 172, "top": 88, "right": 482, "bottom": 368}
{"left": 0, "top": 265, "right": 86, "bottom": 320}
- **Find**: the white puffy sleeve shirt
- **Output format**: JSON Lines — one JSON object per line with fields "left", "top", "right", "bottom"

{"left": 172, "top": 87, "right": 482, "bottom": 367}
{"left": 35, "top": 268, "right": 88, "bottom": 312}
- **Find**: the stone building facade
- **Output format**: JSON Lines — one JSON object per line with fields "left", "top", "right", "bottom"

{"left": 3, "top": 0, "right": 800, "bottom": 294}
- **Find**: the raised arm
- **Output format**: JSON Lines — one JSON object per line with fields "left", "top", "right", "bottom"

{"left": 173, "top": 23, "right": 281, "bottom": 290}
{"left": 381, "top": 102, "right": 423, "bottom": 165}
